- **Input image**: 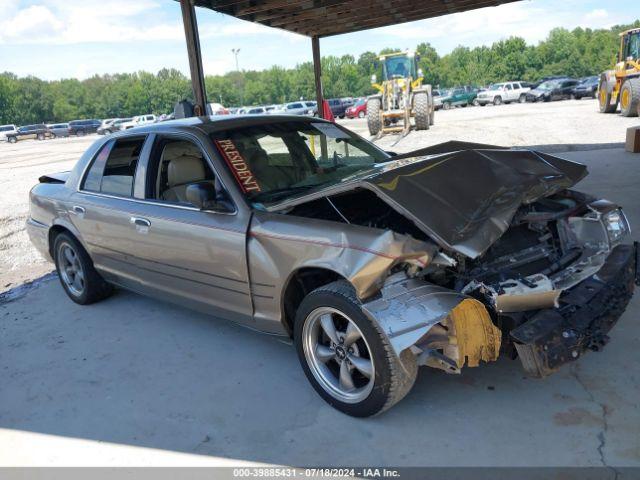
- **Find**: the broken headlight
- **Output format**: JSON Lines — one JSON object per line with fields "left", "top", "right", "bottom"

{"left": 603, "top": 209, "right": 630, "bottom": 245}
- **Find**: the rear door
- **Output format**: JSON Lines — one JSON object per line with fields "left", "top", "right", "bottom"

{"left": 71, "top": 135, "right": 151, "bottom": 289}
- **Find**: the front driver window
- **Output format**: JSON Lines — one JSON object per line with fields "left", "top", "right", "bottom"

{"left": 148, "top": 138, "right": 223, "bottom": 207}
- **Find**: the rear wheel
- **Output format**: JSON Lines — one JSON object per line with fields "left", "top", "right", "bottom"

{"left": 358, "top": 110, "right": 365, "bottom": 119}
{"left": 8, "top": 136, "right": 17, "bottom": 143}
{"left": 53, "top": 232, "right": 113, "bottom": 305}
{"left": 472, "top": 98, "right": 479, "bottom": 106}
{"left": 493, "top": 96, "right": 503, "bottom": 106}
{"left": 443, "top": 102, "right": 451, "bottom": 110}
{"left": 77, "top": 129, "right": 86, "bottom": 136}
{"left": 620, "top": 79, "right": 640, "bottom": 117}
{"left": 599, "top": 77, "right": 618, "bottom": 113}
{"left": 413, "top": 93, "right": 430, "bottom": 131}
{"left": 295, "top": 281, "right": 417, "bottom": 417}
{"left": 37, "top": 133, "right": 45, "bottom": 140}
{"left": 366, "top": 98, "right": 382, "bottom": 136}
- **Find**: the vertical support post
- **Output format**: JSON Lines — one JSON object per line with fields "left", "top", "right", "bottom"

{"left": 180, "top": 0, "right": 207, "bottom": 116}
{"left": 312, "top": 35, "right": 324, "bottom": 120}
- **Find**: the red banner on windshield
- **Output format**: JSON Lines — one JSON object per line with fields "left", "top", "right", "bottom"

{"left": 214, "top": 139, "right": 261, "bottom": 193}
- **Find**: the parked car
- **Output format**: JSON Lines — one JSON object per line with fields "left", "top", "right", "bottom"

{"left": 345, "top": 98, "right": 367, "bottom": 118}
{"left": 303, "top": 101, "right": 318, "bottom": 115}
{"left": 531, "top": 76, "right": 567, "bottom": 89}
{"left": 273, "top": 102, "right": 315, "bottom": 116}
{"left": 209, "top": 103, "right": 229, "bottom": 115}
{"left": 47, "top": 123, "right": 70, "bottom": 138}
{"left": 440, "top": 86, "right": 479, "bottom": 109}
{"left": 0, "top": 124, "right": 17, "bottom": 142}
{"left": 526, "top": 79, "right": 579, "bottom": 102}
{"left": 68, "top": 119, "right": 102, "bottom": 136}
{"left": 97, "top": 118, "right": 118, "bottom": 135}
{"left": 572, "top": 76, "right": 599, "bottom": 99}
{"left": 27, "top": 116, "right": 635, "bottom": 417}
{"left": 103, "top": 118, "right": 132, "bottom": 134}
{"left": 327, "top": 98, "right": 348, "bottom": 118}
{"left": 246, "top": 107, "right": 267, "bottom": 115}
{"left": 6, "top": 124, "right": 51, "bottom": 143}
{"left": 432, "top": 89, "right": 445, "bottom": 110}
{"left": 476, "top": 81, "right": 531, "bottom": 105}
{"left": 120, "top": 115, "right": 157, "bottom": 130}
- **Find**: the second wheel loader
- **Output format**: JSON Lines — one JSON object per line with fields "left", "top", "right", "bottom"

{"left": 599, "top": 28, "right": 640, "bottom": 117}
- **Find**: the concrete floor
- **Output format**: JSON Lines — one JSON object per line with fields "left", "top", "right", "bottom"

{"left": 1, "top": 147, "right": 639, "bottom": 467}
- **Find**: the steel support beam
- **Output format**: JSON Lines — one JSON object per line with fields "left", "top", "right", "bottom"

{"left": 180, "top": 0, "right": 208, "bottom": 116}
{"left": 312, "top": 35, "right": 325, "bottom": 120}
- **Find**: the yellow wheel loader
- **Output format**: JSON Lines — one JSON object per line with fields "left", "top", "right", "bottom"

{"left": 366, "top": 52, "right": 434, "bottom": 137}
{"left": 599, "top": 28, "right": 640, "bottom": 117}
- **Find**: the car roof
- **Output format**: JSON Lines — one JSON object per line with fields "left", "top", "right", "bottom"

{"left": 110, "top": 114, "right": 329, "bottom": 136}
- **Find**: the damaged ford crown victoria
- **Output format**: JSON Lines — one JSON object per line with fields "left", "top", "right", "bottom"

{"left": 27, "top": 115, "right": 637, "bottom": 416}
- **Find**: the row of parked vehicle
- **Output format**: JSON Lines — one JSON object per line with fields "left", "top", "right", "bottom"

{"left": 0, "top": 115, "right": 159, "bottom": 143}
{"left": 229, "top": 97, "right": 363, "bottom": 119}
{"left": 432, "top": 76, "right": 600, "bottom": 109}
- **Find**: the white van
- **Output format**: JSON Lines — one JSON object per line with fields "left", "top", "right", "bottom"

{"left": 0, "top": 124, "right": 18, "bottom": 142}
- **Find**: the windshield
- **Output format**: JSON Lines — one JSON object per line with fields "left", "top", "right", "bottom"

{"left": 210, "top": 121, "right": 389, "bottom": 205}
{"left": 384, "top": 56, "right": 415, "bottom": 79}
{"left": 488, "top": 84, "right": 505, "bottom": 90}
{"left": 537, "top": 81, "right": 557, "bottom": 90}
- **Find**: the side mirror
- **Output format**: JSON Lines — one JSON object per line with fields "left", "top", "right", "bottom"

{"left": 186, "top": 182, "right": 230, "bottom": 212}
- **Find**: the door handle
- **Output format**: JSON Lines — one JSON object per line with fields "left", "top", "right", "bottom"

{"left": 72, "top": 205, "right": 85, "bottom": 215}
{"left": 130, "top": 217, "right": 151, "bottom": 228}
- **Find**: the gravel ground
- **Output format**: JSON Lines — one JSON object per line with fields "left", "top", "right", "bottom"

{"left": 0, "top": 99, "right": 638, "bottom": 292}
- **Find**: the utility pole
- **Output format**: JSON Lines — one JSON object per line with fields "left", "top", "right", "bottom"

{"left": 231, "top": 48, "right": 240, "bottom": 71}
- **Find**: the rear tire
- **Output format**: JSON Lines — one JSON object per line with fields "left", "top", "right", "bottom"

{"left": 53, "top": 232, "right": 113, "bottom": 305}
{"left": 294, "top": 280, "right": 417, "bottom": 417}
{"left": 599, "top": 77, "right": 618, "bottom": 113}
{"left": 37, "top": 133, "right": 45, "bottom": 140}
{"left": 366, "top": 98, "right": 382, "bottom": 136}
{"left": 8, "top": 136, "right": 17, "bottom": 143}
{"left": 620, "top": 79, "right": 640, "bottom": 117}
{"left": 358, "top": 110, "right": 365, "bottom": 119}
{"left": 413, "top": 93, "right": 430, "bottom": 131}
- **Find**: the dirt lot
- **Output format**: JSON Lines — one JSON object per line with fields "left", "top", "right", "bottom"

{"left": 0, "top": 98, "right": 637, "bottom": 293}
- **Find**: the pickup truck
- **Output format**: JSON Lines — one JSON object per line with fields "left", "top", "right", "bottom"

{"left": 5, "top": 124, "right": 52, "bottom": 143}
{"left": 439, "top": 86, "right": 479, "bottom": 109}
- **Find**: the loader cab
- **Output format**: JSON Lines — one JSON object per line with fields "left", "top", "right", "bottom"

{"left": 382, "top": 53, "right": 417, "bottom": 80}
{"left": 620, "top": 29, "right": 640, "bottom": 62}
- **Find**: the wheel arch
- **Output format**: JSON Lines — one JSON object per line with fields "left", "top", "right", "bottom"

{"left": 280, "top": 266, "right": 349, "bottom": 336}
{"left": 48, "top": 220, "right": 87, "bottom": 259}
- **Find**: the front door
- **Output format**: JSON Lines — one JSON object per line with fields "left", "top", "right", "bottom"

{"left": 125, "top": 134, "right": 253, "bottom": 324}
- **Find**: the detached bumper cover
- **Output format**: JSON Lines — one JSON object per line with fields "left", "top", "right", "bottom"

{"left": 510, "top": 244, "right": 636, "bottom": 377}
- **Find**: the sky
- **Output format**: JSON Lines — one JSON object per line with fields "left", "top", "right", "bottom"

{"left": 0, "top": 0, "right": 635, "bottom": 80}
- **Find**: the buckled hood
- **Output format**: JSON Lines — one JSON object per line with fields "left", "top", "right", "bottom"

{"left": 267, "top": 144, "right": 587, "bottom": 259}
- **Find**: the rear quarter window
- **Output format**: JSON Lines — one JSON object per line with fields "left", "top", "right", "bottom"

{"left": 82, "top": 137, "right": 146, "bottom": 196}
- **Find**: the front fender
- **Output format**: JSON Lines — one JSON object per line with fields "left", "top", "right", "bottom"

{"left": 362, "top": 274, "right": 501, "bottom": 373}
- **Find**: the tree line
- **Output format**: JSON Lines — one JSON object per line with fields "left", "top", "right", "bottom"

{"left": 1, "top": 20, "right": 638, "bottom": 126}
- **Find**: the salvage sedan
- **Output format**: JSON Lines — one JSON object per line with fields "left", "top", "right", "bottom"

{"left": 27, "top": 116, "right": 637, "bottom": 416}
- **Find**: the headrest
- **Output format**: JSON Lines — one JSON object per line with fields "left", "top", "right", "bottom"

{"left": 167, "top": 156, "right": 206, "bottom": 187}
{"left": 162, "top": 142, "right": 203, "bottom": 162}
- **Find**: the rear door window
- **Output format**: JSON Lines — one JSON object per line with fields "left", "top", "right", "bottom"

{"left": 82, "top": 137, "right": 146, "bottom": 197}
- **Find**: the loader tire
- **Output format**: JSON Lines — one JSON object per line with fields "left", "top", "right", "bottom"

{"left": 413, "top": 93, "right": 430, "bottom": 131}
{"left": 598, "top": 76, "right": 618, "bottom": 113}
{"left": 620, "top": 78, "right": 640, "bottom": 117}
{"left": 366, "top": 99, "right": 382, "bottom": 136}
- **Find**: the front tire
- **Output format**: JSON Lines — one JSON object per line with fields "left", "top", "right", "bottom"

{"left": 294, "top": 281, "right": 417, "bottom": 417}
{"left": 366, "top": 98, "right": 382, "bottom": 136}
{"left": 413, "top": 93, "right": 430, "bottom": 130}
{"left": 620, "top": 79, "right": 640, "bottom": 117}
{"left": 53, "top": 232, "right": 113, "bottom": 305}
{"left": 8, "top": 136, "right": 17, "bottom": 143}
{"left": 493, "top": 96, "right": 502, "bottom": 106}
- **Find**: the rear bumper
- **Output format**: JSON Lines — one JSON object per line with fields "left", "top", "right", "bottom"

{"left": 26, "top": 218, "right": 52, "bottom": 262}
{"left": 510, "top": 244, "right": 636, "bottom": 377}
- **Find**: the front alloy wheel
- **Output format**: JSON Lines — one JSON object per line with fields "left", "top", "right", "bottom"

{"left": 302, "top": 307, "right": 375, "bottom": 404}
{"left": 295, "top": 280, "right": 417, "bottom": 417}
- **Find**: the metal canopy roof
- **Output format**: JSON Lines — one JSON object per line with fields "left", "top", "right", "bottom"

{"left": 192, "top": 0, "right": 518, "bottom": 38}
